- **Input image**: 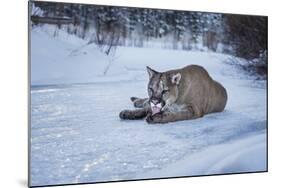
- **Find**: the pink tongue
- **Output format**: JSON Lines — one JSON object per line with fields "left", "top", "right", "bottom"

{"left": 152, "top": 106, "right": 161, "bottom": 115}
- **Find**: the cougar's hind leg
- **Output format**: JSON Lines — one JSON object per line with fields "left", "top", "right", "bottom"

{"left": 130, "top": 97, "right": 149, "bottom": 108}
{"left": 119, "top": 108, "right": 148, "bottom": 120}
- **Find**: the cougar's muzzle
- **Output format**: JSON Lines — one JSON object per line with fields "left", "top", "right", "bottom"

{"left": 150, "top": 98, "right": 165, "bottom": 115}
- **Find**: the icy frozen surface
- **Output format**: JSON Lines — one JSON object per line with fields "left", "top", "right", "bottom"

{"left": 30, "top": 28, "right": 267, "bottom": 186}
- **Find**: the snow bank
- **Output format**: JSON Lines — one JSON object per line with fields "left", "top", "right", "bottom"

{"left": 31, "top": 26, "right": 251, "bottom": 86}
{"left": 31, "top": 26, "right": 128, "bottom": 85}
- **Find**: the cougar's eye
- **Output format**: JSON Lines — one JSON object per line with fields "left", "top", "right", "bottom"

{"left": 162, "top": 89, "right": 169, "bottom": 95}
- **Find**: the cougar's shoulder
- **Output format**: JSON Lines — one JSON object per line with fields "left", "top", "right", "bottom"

{"left": 173, "top": 64, "right": 227, "bottom": 115}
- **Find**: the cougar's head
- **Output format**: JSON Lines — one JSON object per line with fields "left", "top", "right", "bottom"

{"left": 146, "top": 66, "right": 181, "bottom": 115}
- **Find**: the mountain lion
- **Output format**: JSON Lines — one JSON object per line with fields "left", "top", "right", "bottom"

{"left": 119, "top": 65, "right": 227, "bottom": 124}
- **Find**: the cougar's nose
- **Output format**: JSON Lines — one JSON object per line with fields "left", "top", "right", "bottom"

{"left": 151, "top": 98, "right": 160, "bottom": 105}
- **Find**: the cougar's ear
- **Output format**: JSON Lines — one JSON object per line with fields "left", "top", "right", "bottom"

{"left": 146, "top": 66, "right": 157, "bottom": 79}
{"left": 171, "top": 73, "right": 181, "bottom": 85}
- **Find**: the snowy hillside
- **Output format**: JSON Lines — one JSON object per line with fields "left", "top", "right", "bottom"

{"left": 30, "top": 28, "right": 267, "bottom": 186}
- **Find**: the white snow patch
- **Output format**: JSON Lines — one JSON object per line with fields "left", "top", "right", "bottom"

{"left": 139, "top": 132, "right": 267, "bottom": 179}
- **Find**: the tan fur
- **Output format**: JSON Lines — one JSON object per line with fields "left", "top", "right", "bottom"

{"left": 119, "top": 65, "right": 227, "bottom": 124}
{"left": 171, "top": 65, "right": 227, "bottom": 115}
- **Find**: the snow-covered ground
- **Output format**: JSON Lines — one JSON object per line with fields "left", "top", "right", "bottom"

{"left": 30, "top": 27, "right": 267, "bottom": 186}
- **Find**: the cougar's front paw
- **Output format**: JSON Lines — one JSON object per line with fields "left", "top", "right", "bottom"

{"left": 145, "top": 114, "right": 154, "bottom": 124}
{"left": 119, "top": 110, "right": 131, "bottom": 120}
{"left": 145, "top": 113, "right": 163, "bottom": 124}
